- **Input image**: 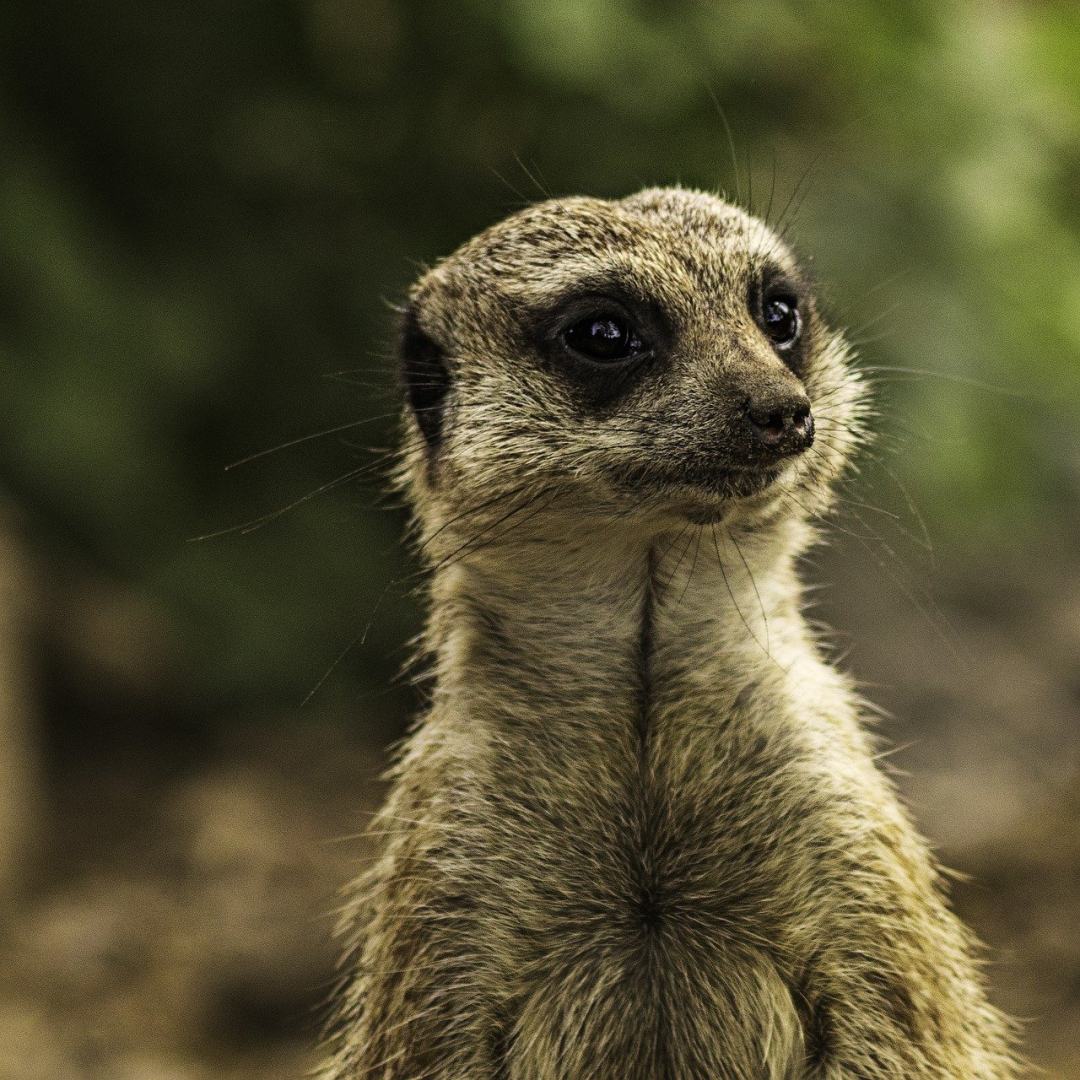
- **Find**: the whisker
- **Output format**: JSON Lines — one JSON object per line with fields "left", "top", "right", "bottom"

{"left": 512, "top": 150, "right": 555, "bottom": 201}
{"left": 677, "top": 525, "right": 705, "bottom": 604}
{"left": 190, "top": 464, "right": 372, "bottom": 541}
{"left": 710, "top": 524, "right": 769, "bottom": 658}
{"left": 727, "top": 527, "right": 772, "bottom": 656}
{"left": 705, "top": 84, "right": 742, "bottom": 206}
{"left": 224, "top": 417, "right": 395, "bottom": 471}
{"left": 857, "top": 365, "right": 1031, "bottom": 400}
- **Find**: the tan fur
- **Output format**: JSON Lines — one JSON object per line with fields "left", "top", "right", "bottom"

{"left": 321, "top": 188, "right": 1022, "bottom": 1078}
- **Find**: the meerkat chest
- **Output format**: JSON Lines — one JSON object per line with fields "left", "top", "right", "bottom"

{"left": 465, "top": 692, "right": 832, "bottom": 1078}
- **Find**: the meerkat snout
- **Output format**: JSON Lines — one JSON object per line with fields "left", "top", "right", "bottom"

{"left": 745, "top": 394, "right": 814, "bottom": 457}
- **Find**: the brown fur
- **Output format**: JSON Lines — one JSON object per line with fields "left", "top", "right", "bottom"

{"left": 321, "top": 188, "right": 1022, "bottom": 1078}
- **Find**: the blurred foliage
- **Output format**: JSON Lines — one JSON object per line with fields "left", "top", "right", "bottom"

{"left": 1, "top": 0, "right": 1078, "bottom": 715}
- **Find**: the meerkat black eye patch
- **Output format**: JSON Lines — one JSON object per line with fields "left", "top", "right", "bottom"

{"left": 749, "top": 264, "right": 812, "bottom": 376}
{"left": 530, "top": 281, "right": 672, "bottom": 410}
{"left": 400, "top": 304, "right": 450, "bottom": 455}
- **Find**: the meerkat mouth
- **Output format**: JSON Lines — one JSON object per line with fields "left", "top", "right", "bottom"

{"left": 604, "top": 455, "right": 790, "bottom": 522}
{"left": 677, "top": 470, "right": 787, "bottom": 525}
{"left": 612, "top": 460, "right": 787, "bottom": 514}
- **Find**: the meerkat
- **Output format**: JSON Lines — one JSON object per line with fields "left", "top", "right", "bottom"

{"left": 321, "top": 187, "right": 1022, "bottom": 1079}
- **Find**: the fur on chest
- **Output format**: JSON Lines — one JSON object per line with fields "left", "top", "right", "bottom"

{"left": 400, "top": 719, "right": 836, "bottom": 1079}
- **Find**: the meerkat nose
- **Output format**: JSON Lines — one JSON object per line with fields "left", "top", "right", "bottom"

{"left": 745, "top": 397, "right": 815, "bottom": 457}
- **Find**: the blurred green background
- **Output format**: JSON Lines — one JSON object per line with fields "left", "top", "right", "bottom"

{"left": 1, "top": 2, "right": 1078, "bottom": 1077}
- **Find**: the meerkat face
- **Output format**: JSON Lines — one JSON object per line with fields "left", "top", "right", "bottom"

{"left": 399, "top": 187, "right": 867, "bottom": 539}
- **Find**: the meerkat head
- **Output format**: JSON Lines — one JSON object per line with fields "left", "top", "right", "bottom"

{"left": 397, "top": 187, "right": 868, "bottom": 553}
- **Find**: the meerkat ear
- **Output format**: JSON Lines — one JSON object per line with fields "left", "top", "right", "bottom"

{"left": 400, "top": 301, "right": 450, "bottom": 456}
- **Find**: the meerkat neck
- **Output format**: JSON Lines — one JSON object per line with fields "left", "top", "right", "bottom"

{"left": 424, "top": 519, "right": 808, "bottom": 738}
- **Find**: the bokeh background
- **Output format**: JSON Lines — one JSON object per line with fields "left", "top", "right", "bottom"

{"left": 1, "top": 2, "right": 1078, "bottom": 1077}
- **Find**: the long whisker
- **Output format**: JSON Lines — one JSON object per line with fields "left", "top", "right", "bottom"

{"left": 856, "top": 365, "right": 1031, "bottom": 400}
{"left": 710, "top": 524, "right": 768, "bottom": 657}
{"left": 190, "top": 464, "right": 373, "bottom": 541}
{"left": 705, "top": 84, "right": 742, "bottom": 206}
{"left": 776, "top": 485, "right": 963, "bottom": 660}
{"left": 727, "top": 527, "right": 771, "bottom": 656}
{"left": 677, "top": 526, "right": 705, "bottom": 604}
{"left": 225, "top": 416, "right": 399, "bottom": 471}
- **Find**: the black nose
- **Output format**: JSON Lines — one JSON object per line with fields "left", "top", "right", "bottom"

{"left": 746, "top": 397, "right": 815, "bottom": 457}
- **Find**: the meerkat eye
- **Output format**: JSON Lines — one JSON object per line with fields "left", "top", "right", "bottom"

{"left": 760, "top": 293, "right": 801, "bottom": 350}
{"left": 562, "top": 314, "right": 646, "bottom": 363}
